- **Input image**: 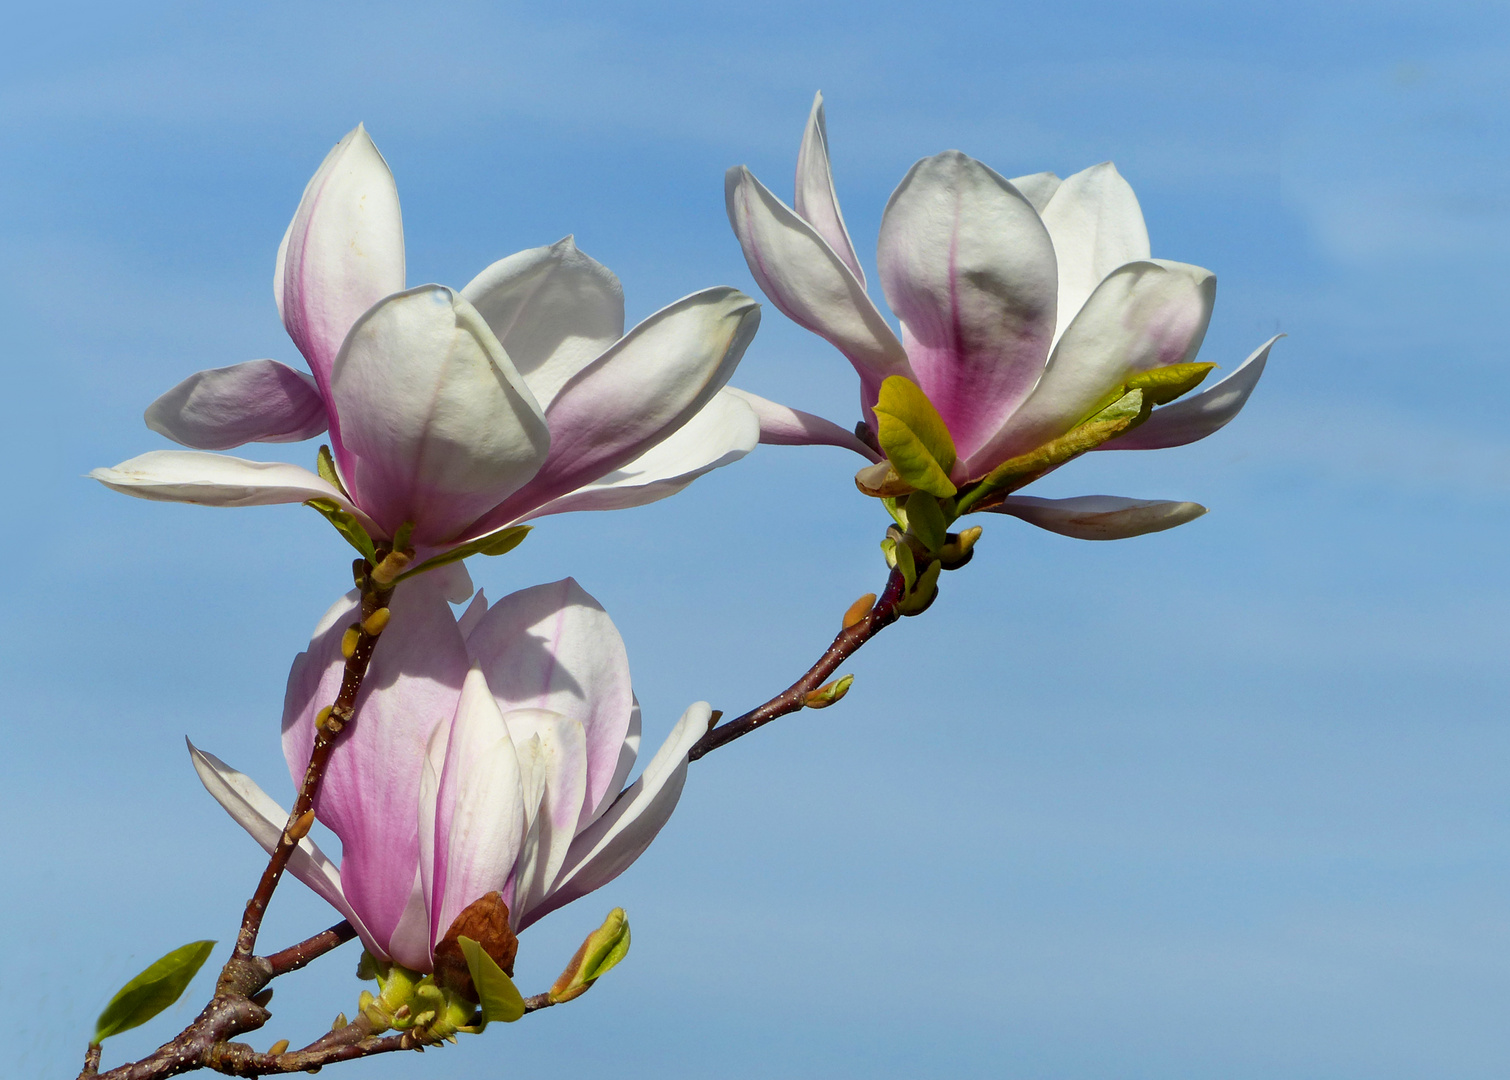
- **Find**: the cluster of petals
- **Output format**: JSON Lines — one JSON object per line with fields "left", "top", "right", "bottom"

{"left": 93, "top": 125, "right": 762, "bottom": 550}
{"left": 726, "top": 94, "right": 1277, "bottom": 540}
{"left": 191, "top": 568, "right": 705, "bottom": 971}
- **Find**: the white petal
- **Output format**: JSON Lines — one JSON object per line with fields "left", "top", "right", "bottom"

{"left": 1101, "top": 335, "right": 1279, "bottom": 451}
{"left": 187, "top": 741, "right": 375, "bottom": 950}
{"left": 1008, "top": 171, "right": 1062, "bottom": 214}
{"left": 518, "top": 701, "right": 710, "bottom": 930}
{"left": 988, "top": 494, "right": 1207, "bottom": 540}
{"left": 1039, "top": 162, "right": 1152, "bottom": 345}
{"left": 145, "top": 359, "right": 329, "bottom": 450}
{"left": 461, "top": 236, "right": 626, "bottom": 409}
{"left": 723, "top": 386, "right": 881, "bottom": 461}
{"left": 794, "top": 91, "right": 865, "bottom": 285}
{"left": 501, "top": 709, "right": 589, "bottom": 923}
{"left": 90, "top": 451, "right": 373, "bottom": 524}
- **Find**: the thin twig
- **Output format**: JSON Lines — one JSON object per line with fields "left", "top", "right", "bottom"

{"left": 689, "top": 567, "right": 907, "bottom": 761}
{"left": 81, "top": 1044, "right": 101, "bottom": 1076}
{"left": 264, "top": 920, "right": 357, "bottom": 978}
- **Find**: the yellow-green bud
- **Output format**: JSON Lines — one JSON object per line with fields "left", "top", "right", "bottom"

{"left": 340, "top": 627, "right": 361, "bottom": 659}
{"left": 549, "top": 908, "right": 631, "bottom": 1004}
{"left": 362, "top": 607, "right": 391, "bottom": 636}
{"left": 804, "top": 674, "right": 854, "bottom": 709}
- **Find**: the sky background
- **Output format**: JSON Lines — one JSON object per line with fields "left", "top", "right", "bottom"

{"left": 3, "top": 1, "right": 1509, "bottom": 1077}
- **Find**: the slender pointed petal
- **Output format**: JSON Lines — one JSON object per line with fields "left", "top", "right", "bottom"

{"left": 145, "top": 360, "right": 329, "bottom": 450}
{"left": 519, "top": 701, "right": 710, "bottom": 930}
{"left": 517, "top": 389, "right": 760, "bottom": 520}
{"left": 282, "top": 574, "right": 470, "bottom": 961}
{"left": 1008, "top": 171, "right": 1062, "bottom": 214}
{"left": 465, "top": 578, "right": 633, "bottom": 830}
{"left": 724, "top": 386, "right": 881, "bottom": 461}
{"left": 428, "top": 667, "right": 528, "bottom": 948}
{"left": 589, "top": 696, "right": 641, "bottom": 830}
{"left": 187, "top": 741, "right": 376, "bottom": 951}
{"left": 1039, "top": 162, "right": 1152, "bottom": 345}
{"left": 795, "top": 91, "right": 865, "bottom": 285}
{"left": 968, "top": 259, "right": 1216, "bottom": 473}
{"left": 988, "top": 494, "right": 1206, "bottom": 540}
{"left": 328, "top": 285, "right": 550, "bottom": 543}
{"left": 501, "top": 710, "right": 589, "bottom": 923}
{"left": 89, "top": 451, "right": 372, "bottom": 524}
{"left": 877, "top": 151, "right": 1058, "bottom": 463}
{"left": 726, "top": 165, "right": 912, "bottom": 407}
{"left": 1101, "top": 335, "right": 1279, "bottom": 451}
{"left": 473, "top": 289, "right": 758, "bottom": 530}
{"left": 460, "top": 237, "right": 626, "bottom": 409}
{"left": 277, "top": 125, "right": 406, "bottom": 394}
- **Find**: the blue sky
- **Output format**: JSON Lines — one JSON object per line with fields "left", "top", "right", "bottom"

{"left": 4, "top": 2, "right": 1509, "bottom": 1077}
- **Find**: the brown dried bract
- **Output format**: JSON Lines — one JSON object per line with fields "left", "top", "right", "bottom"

{"left": 432, "top": 891, "right": 518, "bottom": 1001}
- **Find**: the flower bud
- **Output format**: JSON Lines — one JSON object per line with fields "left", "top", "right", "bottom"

{"left": 842, "top": 593, "right": 876, "bottom": 630}
{"left": 362, "top": 607, "right": 391, "bottom": 636}
{"left": 549, "top": 908, "right": 631, "bottom": 1004}
{"left": 267, "top": 1039, "right": 290, "bottom": 1056}
{"left": 340, "top": 626, "right": 361, "bottom": 659}
{"left": 937, "top": 526, "right": 982, "bottom": 570}
{"left": 804, "top": 674, "right": 853, "bottom": 709}
{"left": 895, "top": 558, "right": 941, "bottom": 617}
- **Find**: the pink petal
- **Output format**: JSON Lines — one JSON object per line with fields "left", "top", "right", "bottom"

{"left": 463, "top": 578, "right": 633, "bottom": 832}
{"left": 794, "top": 91, "right": 865, "bottom": 285}
{"left": 145, "top": 360, "right": 328, "bottom": 450}
{"left": 724, "top": 386, "right": 881, "bottom": 461}
{"left": 988, "top": 494, "right": 1207, "bottom": 540}
{"left": 877, "top": 151, "right": 1058, "bottom": 463}
{"left": 282, "top": 573, "right": 470, "bottom": 960}
{"left": 276, "top": 125, "right": 406, "bottom": 397}
{"left": 500, "top": 710, "right": 589, "bottom": 926}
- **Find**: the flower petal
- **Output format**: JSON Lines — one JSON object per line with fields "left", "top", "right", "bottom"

{"left": 187, "top": 741, "right": 377, "bottom": 953}
{"left": 1039, "top": 162, "right": 1152, "bottom": 345}
{"left": 967, "top": 259, "right": 1216, "bottom": 473}
{"left": 794, "top": 91, "right": 865, "bottom": 286}
{"left": 723, "top": 386, "right": 881, "bottom": 461}
{"left": 518, "top": 389, "right": 760, "bottom": 520}
{"left": 89, "top": 451, "right": 371, "bottom": 522}
{"left": 471, "top": 288, "right": 758, "bottom": 530}
{"left": 987, "top": 494, "right": 1207, "bottom": 540}
{"left": 1008, "top": 171, "right": 1062, "bottom": 214}
{"left": 1099, "top": 335, "right": 1279, "bottom": 451}
{"left": 282, "top": 574, "right": 470, "bottom": 962}
{"left": 277, "top": 125, "right": 406, "bottom": 394}
{"left": 428, "top": 667, "right": 529, "bottom": 949}
{"left": 464, "top": 578, "right": 633, "bottom": 831}
{"left": 518, "top": 701, "right": 709, "bottom": 930}
{"left": 460, "top": 236, "right": 626, "bottom": 409}
{"left": 328, "top": 285, "right": 550, "bottom": 543}
{"left": 145, "top": 360, "right": 329, "bottom": 450}
{"left": 877, "top": 151, "right": 1058, "bottom": 463}
{"left": 501, "top": 709, "right": 589, "bottom": 925}
{"left": 726, "top": 165, "right": 911, "bottom": 407}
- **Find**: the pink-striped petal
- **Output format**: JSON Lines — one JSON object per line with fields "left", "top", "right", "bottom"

{"left": 1039, "top": 162, "right": 1151, "bottom": 345}
{"left": 794, "top": 91, "right": 865, "bottom": 285}
{"left": 724, "top": 386, "right": 881, "bottom": 461}
{"left": 145, "top": 360, "right": 328, "bottom": 450}
{"left": 327, "top": 285, "right": 550, "bottom": 543}
{"left": 519, "top": 701, "right": 709, "bottom": 930}
{"left": 967, "top": 259, "right": 1216, "bottom": 473}
{"left": 276, "top": 125, "right": 406, "bottom": 395}
{"left": 987, "top": 494, "right": 1207, "bottom": 540}
{"left": 460, "top": 236, "right": 626, "bottom": 409}
{"left": 1100, "top": 335, "right": 1278, "bottom": 451}
{"left": 464, "top": 578, "right": 633, "bottom": 831}
{"left": 281, "top": 573, "right": 470, "bottom": 962}
{"left": 877, "top": 151, "right": 1058, "bottom": 463}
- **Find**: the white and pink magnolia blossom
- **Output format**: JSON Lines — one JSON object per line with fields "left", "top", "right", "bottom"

{"left": 725, "top": 93, "right": 1277, "bottom": 540}
{"left": 93, "top": 125, "right": 761, "bottom": 550}
{"left": 190, "top": 570, "right": 705, "bottom": 970}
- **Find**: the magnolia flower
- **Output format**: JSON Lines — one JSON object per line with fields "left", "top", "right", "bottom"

{"left": 93, "top": 125, "right": 761, "bottom": 551}
{"left": 725, "top": 93, "right": 1276, "bottom": 540}
{"left": 190, "top": 570, "right": 705, "bottom": 971}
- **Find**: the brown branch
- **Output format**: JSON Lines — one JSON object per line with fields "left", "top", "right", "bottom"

{"left": 233, "top": 576, "right": 393, "bottom": 960}
{"left": 82, "top": 1044, "right": 101, "bottom": 1076}
{"left": 688, "top": 567, "right": 907, "bottom": 761}
{"left": 264, "top": 920, "right": 357, "bottom": 978}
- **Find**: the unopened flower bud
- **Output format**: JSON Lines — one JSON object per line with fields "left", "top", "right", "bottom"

{"left": 842, "top": 593, "right": 876, "bottom": 630}
{"left": 340, "top": 626, "right": 361, "bottom": 659}
{"left": 804, "top": 674, "right": 854, "bottom": 709}
{"left": 267, "top": 1039, "right": 289, "bottom": 1056}
{"left": 331, "top": 1012, "right": 348, "bottom": 1031}
{"left": 314, "top": 706, "right": 335, "bottom": 732}
{"left": 549, "top": 908, "right": 631, "bottom": 1004}
{"left": 937, "top": 525, "right": 983, "bottom": 570}
{"left": 369, "top": 550, "right": 411, "bottom": 586}
{"left": 362, "top": 607, "right": 391, "bottom": 636}
{"left": 285, "top": 809, "right": 315, "bottom": 842}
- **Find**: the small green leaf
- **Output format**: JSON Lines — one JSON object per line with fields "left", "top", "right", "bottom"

{"left": 315, "top": 445, "right": 349, "bottom": 497}
{"left": 892, "top": 538, "right": 917, "bottom": 590}
{"left": 896, "top": 558, "right": 942, "bottom": 617}
{"left": 305, "top": 499, "right": 378, "bottom": 563}
{"left": 904, "top": 492, "right": 949, "bottom": 552}
{"left": 872, "top": 376, "right": 958, "bottom": 498}
{"left": 94, "top": 940, "right": 215, "bottom": 1042}
{"left": 1125, "top": 362, "right": 1216, "bottom": 406}
{"left": 395, "top": 526, "right": 532, "bottom": 583}
{"left": 457, "top": 936, "right": 525, "bottom": 1027}
{"left": 579, "top": 909, "right": 631, "bottom": 983}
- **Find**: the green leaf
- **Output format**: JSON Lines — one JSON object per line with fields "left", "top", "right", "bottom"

{"left": 1125, "top": 362, "right": 1216, "bottom": 406}
{"left": 579, "top": 909, "right": 631, "bottom": 983}
{"left": 458, "top": 936, "right": 525, "bottom": 1026}
{"left": 872, "top": 376, "right": 958, "bottom": 498}
{"left": 305, "top": 499, "right": 378, "bottom": 563}
{"left": 896, "top": 558, "right": 942, "bottom": 617}
{"left": 94, "top": 940, "right": 215, "bottom": 1042}
{"left": 395, "top": 526, "right": 531, "bottom": 583}
{"left": 315, "top": 444, "right": 350, "bottom": 497}
{"left": 904, "top": 492, "right": 949, "bottom": 552}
